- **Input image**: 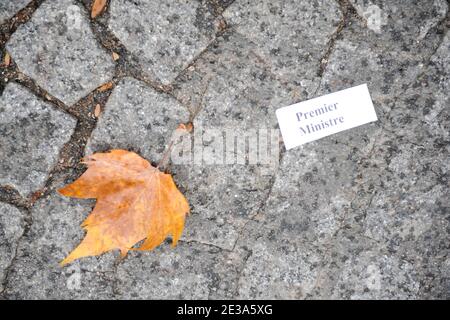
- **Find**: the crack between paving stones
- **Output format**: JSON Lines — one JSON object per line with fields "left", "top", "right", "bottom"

{"left": 206, "top": 0, "right": 236, "bottom": 16}
{"left": 168, "top": 18, "right": 232, "bottom": 117}
{"left": 0, "top": 0, "right": 46, "bottom": 45}
{"left": 78, "top": 0, "right": 232, "bottom": 119}
{"left": 0, "top": 186, "right": 30, "bottom": 209}
{"left": 297, "top": 1, "right": 362, "bottom": 104}
{"left": 229, "top": 157, "right": 284, "bottom": 253}
{"left": 318, "top": 0, "right": 356, "bottom": 78}
{"left": 225, "top": 147, "right": 289, "bottom": 297}
{"left": 0, "top": 85, "right": 117, "bottom": 271}
{"left": 216, "top": 25, "right": 307, "bottom": 93}
{"left": 315, "top": 3, "right": 448, "bottom": 104}
{"left": 231, "top": 233, "right": 267, "bottom": 298}
{"left": 0, "top": 83, "right": 116, "bottom": 207}
{"left": 418, "top": 6, "right": 450, "bottom": 45}
{"left": 77, "top": 0, "right": 180, "bottom": 102}
{"left": 207, "top": 246, "right": 253, "bottom": 300}
{"left": 172, "top": 20, "right": 229, "bottom": 83}
{"left": 306, "top": 128, "right": 386, "bottom": 298}
{"left": 169, "top": 2, "right": 234, "bottom": 87}
{"left": 12, "top": 72, "right": 78, "bottom": 117}
{"left": 35, "top": 120, "right": 93, "bottom": 194}
{"left": 411, "top": 22, "right": 449, "bottom": 85}
{"left": 76, "top": 0, "right": 170, "bottom": 97}
{"left": 233, "top": 250, "right": 253, "bottom": 297}
{"left": 222, "top": 6, "right": 358, "bottom": 290}
{"left": 179, "top": 239, "right": 232, "bottom": 253}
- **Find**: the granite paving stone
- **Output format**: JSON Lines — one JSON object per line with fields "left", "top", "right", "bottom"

{"left": 115, "top": 244, "right": 247, "bottom": 299}
{"left": 0, "top": 202, "right": 26, "bottom": 293}
{"left": 2, "top": 191, "right": 116, "bottom": 299}
{"left": 86, "top": 77, "right": 190, "bottom": 163}
{"left": 317, "top": 1, "right": 448, "bottom": 101}
{"left": 0, "top": 0, "right": 448, "bottom": 300}
{"left": 223, "top": 0, "right": 342, "bottom": 93}
{"left": 6, "top": 0, "right": 115, "bottom": 106}
{"left": 329, "top": 246, "right": 422, "bottom": 299}
{"left": 0, "top": 0, "right": 32, "bottom": 25}
{"left": 108, "top": 0, "right": 219, "bottom": 85}
{"left": 0, "top": 83, "right": 76, "bottom": 197}
{"left": 236, "top": 231, "right": 324, "bottom": 299}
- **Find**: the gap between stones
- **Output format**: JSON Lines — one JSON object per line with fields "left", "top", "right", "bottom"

{"left": 0, "top": 0, "right": 47, "bottom": 47}
{"left": 0, "top": 205, "right": 32, "bottom": 297}
{"left": 318, "top": 0, "right": 360, "bottom": 78}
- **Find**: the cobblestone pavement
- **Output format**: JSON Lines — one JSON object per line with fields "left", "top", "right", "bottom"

{"left": 0, "top": 0, "right": 449, "bottom": 299}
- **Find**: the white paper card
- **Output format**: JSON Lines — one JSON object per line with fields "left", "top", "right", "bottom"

{"left": 276, "top": 84, "right": 378, "bottom": 150}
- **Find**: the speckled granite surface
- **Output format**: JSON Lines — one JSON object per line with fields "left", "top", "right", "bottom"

{"left": 0, "top": 0, "right": 448, "bottom": 299}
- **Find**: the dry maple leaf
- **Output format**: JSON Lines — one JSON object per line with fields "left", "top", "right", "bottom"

{"left": 91, "top": 0, "right": 107, "bottom": 19}
{"left": 58, "top": 149, "right": 189, "bottom": 266}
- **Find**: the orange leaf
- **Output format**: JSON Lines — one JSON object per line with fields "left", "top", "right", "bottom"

{"left": 91, "top": 0, "right": 107, "bottom": 19}
{"left": 58, "top": 149, "right": 189, "bottom": 266}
